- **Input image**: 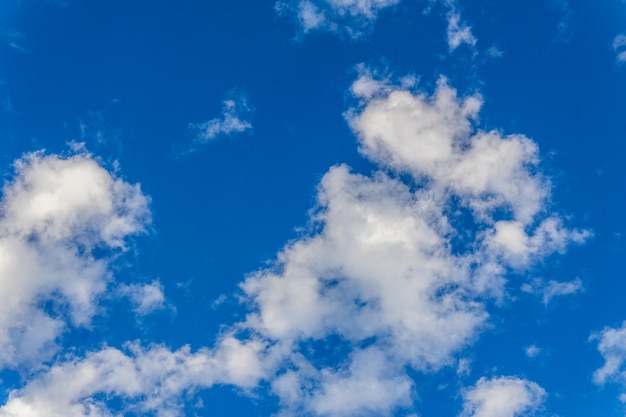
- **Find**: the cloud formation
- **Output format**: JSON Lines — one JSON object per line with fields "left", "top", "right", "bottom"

{"left": 232, "top": 71, "right": 586, "bottom": 415}
{"left": 276, "top": 0, "right": 400, "bottom": 36}
{"left": 521, "top": 277, "right": 585, "bottom": 305}
{"left": 188, "top": 96, "right": 252, "bottom": 145}
{"left": 118, "top": 281, "right": 168, "bottom": 316}
{"left": 592, "top": 322, "right": 626, "bottom": 396}
{"left": 461, "top": 376, "right": 546, "bottom": 417}
{"left": 277, "top": 0, "right": 476, "bottom": 50}
{"left": 0, "top": 338, "right": 271, "bottom": 417}
{"left": 614, "top": 34, "right": 626, "bottom": 63}
{"left": 0, "top": 72, "right": 587, "bottom": 416}
{"left": 0, "top": 150, "right": 150, "bottom": 369}
{"left": 441, "top": 0, "right": 477, "bottom": 52}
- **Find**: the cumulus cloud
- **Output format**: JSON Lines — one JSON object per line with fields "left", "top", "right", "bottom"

{"left": 1, "top": 73, "right": 587, "bottom": 416}
{"left": 188, "top": 96, "right": 252, "bottom": 146}
{"left": 0, "top": 337, "right": 272, "bottom": 417}
{"left": 461, "top": 376, "right": 546, "bottom": 417}
{"left": 0, "top": 150, "right": 150, "bottom": 369}
{"left": 231, "top": 72, "right": 586, "bottom": 415}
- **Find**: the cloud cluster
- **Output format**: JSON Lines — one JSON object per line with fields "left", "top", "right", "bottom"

{"left": 0, "top": 150, "right": 150, "bottom": 369}
{"left": 276, "top": 0, "right": 400, "bottom": 36}
{"left": 232, "top": 72, "right": 585, "bottom": 415}
{"left": 0, "top": 72, "right": 586, "bottom": 416}
{"left": 0, "top": 337, "right": 271, "bottom": 417}
{"left": 277, "top": 0, "right": 476, "bottom": 50}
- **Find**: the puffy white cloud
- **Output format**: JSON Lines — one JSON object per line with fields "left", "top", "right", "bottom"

{"left": 460, "top": 376, "right": 546, "bottom": 417}
{"left": 0, "top": 336, "right": 272, "bottom": 417}
{"left": 188, "top": 96, "right": 252, "bottom": 145}
{"left": 350, "top": 75, "right": 543, "bottom": 225}
{"left": 233, "top": 73, "right": 587, "bottom": 416}
{"left": 1, "top": 73, "right": 587, "bottom": 416}
{"left": 0, "top": 150, "right": 150, "bottom": 369}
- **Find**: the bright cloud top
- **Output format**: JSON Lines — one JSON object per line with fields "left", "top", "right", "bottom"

{"left": 0, "top": 150, "right": 150, "bottom": 369}
{"left": 0, "top": 73, "right": 587, "bottom": 416}
{"left": 232, "top": 72, "right": 586, "bottom": 415}
{"left": 461, "top": 376, "right": 546, "bottom": 417}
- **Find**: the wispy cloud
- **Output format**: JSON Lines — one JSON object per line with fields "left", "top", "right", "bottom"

{"left": 186, "top": 95, "right": 253, "bottom": 151}
{"left": 521, "top": 277, "right": 585, "bottom": 305}
{"left": 552, "top": 0, "right": 574, "bottom": 43}
{"left": 276, "top": 0, "right": 400, "bottom": 37}
{"left": 277, "top": 0, "right": 477, "bottom": 50}
{"left": 446, "top": 11, "right": 476, "bottom": 51}
{"left": 525, "top": 345, "right": 541, "bottom": 358}
{"left": 614, "top": 34, "right": 626, "bottom": 63}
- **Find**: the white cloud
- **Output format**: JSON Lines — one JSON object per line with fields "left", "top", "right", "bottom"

{"left": 525, "top": 345, "right": 541, "bottom": 358}
{"left": 118, "top": 281, "right": 168, "bottom": 316}
{"left": 592, "top": 322, "right": 626, "bottom": 388}
{"left": 0, "top": 150, "right": 150, "bottom": 369}
{"left": 541, "top": 278, "right": 584, "bottom": 305}
{"left": 446, "top": 11, "right": 476, "bottom": 51}
{"left": 461, "top": 376, "right": 546, "bottom": 417}
{"left": 232, "top": 72, "right": 587, "bottom": 416}
{"left": 276, "top": 0, "right": 400, "bottom": 36}
{"left": 188, "top": 96, "right": 252, "bottom": 145}
{"left": 614, "top": 34, "right": 626, "bottom": 63}
{"left": 521, "top": 277, "right": 585, "bottom": 305}
{"left": 278, "top": 0, "right": 477, "bottom": 48}
{"left": 0, "top": 337, "right": 273, "bottom": 417}
{"left": 1, "top": 73, "right": 587, "bottom": 416}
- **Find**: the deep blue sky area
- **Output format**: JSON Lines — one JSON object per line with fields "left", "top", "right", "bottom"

{"left": 1, "top": 1, "right": 626, "bottom": 416}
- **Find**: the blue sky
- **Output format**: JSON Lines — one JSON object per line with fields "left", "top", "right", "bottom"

{"left": 1, "top": 0, "right": 626, "bottom": 416}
